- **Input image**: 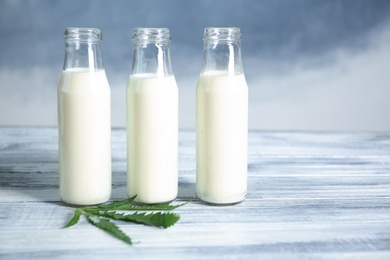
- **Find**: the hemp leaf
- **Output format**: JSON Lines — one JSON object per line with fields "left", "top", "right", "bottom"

{"left": 64, "top": 208, "right": 82, "bottom": 228}
{"left": 90, "top": 211, "right": 180, "bottom": 228}
{"left": 64, "top": 196, "right": 185, "bottom": 245}
{"left": 87, "top": 215, "right": 133, "bottom": 245}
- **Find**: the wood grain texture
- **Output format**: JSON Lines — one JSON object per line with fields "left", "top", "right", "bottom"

{"left": 1, "top": 127, "right": 390, "bottom": 259}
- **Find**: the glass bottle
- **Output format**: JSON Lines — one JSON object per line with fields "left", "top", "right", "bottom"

{"left": 196, "top": 27, "right": 248, "bottom": 205}
{"left": 57, "top": 27, "right": 111, "bottom": 205}
{"left": 126, "top": 28, "right": 178, "bottom": 204}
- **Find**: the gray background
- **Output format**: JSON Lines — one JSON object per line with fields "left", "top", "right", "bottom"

{"left": 1, "top": 0, "right": 389, "bottom": 131}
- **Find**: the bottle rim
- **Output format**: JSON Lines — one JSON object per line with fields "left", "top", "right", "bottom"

{"left": 133, "top": 27, "right": 171, "bottom": 43}
{"left": 204, "top": 27, "right": 241, "bottom": 42}
{"left": 64, "top": 27, "right": 102, "bottom": 43}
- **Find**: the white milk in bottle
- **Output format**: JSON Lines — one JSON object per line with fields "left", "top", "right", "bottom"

{"left": 126, "top": 28, "right": 178, "bottom": 204}
{"left": 196, "top": 28, "right": 248, "bottom": 205}
{"left": 58, "top": 28, "right": 111, "bottom": 205}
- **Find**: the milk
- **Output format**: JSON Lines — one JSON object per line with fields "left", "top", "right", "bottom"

{"left": 196, "top": 71, "right": 248, "bottom": 204}
{"left": 126, "top": 73, "right": 178, "bottom": 204}
{"left": 58, "top": 68, "right": 111, "bottom": 205}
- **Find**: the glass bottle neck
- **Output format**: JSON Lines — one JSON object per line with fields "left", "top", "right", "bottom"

{"left": 63, "top": 27, "right": 104, "bottom": 70}
{"left": 201, "top": 27, "right": 244, "bottom": 75}
{"left": 131, "top": 28, "right": 173, "bottom": 76}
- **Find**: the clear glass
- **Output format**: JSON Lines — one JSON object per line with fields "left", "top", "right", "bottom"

{"left": 63, "top": 27, "right": 103, "bottom": 70}
{"left": 126, "top": 28, "right": 178, "bottom": 204}
{"left": 58, "top": 27, "right": 111, "bottom": 206}
{"left": 131, "top": 28, "right": 173, "bottom": 76}
{"left": 201, "top": 27, "right": 244, "bottom": 74}
{"left": 196, "top": 27, "right": 248, "bottom": 205}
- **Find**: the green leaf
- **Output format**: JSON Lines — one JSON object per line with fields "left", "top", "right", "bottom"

{"left": 116, "top": 201, "right": 188, "bottom": 211}
{"left": 86, "top": 215, "right": 133, "bottom": 245}
{"left": 87, "top": 195, "right": 137, "bottom": 211}
{"left": 93, "top": 211, "right": 180, "bottom": 228}
{"left": 63, "top": 196, "right": 188, "bottom": 245}
{"left": 64, "top": 208, "right": 82, "bottom": 228}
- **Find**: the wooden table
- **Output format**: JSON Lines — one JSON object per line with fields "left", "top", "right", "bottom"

{"left": 1, "top": 127, "right": 390, "bottom": 259}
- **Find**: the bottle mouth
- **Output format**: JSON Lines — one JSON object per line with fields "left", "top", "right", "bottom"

{"left": 64, "top": 27, "right": 102, "bottom": 43}
{"left": 204, "top": 27, "right": 241, "bottom": 42}
{"left": 133, "top": 28, "right": 171, "bottom": 43}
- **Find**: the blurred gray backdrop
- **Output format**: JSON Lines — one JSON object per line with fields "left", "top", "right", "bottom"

{"left": 1, "top": 0, "right": 390, "bottom": 131}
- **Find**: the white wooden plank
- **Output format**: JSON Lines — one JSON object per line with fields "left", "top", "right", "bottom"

{"left": 0, "top": 127, "right": 390, "bottom": 259}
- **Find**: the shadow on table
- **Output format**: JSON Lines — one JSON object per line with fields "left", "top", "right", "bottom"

{"left": 0, "top": 165, "right": 61, "bottom": 203}
{"left": 111, "top": 177, "right": 197, "bottom": 202}
{"left": 1, "top": 165, "right": 197, "bottom": 206}
{"left": 178, "top": 180, "right": 196, "bottom": 200}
